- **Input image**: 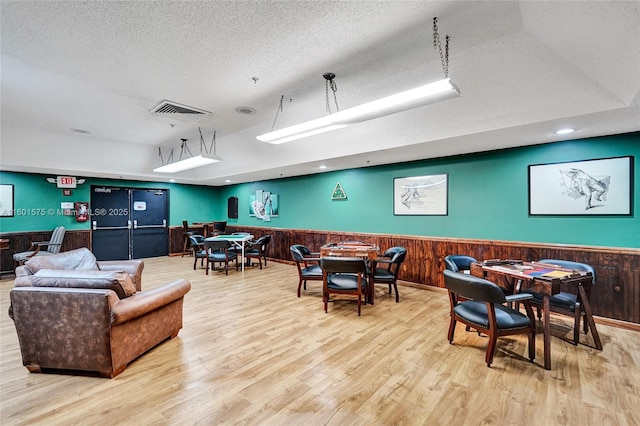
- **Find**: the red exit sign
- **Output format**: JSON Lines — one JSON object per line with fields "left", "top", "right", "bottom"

{"left": 57, "top": 176, "right": 77, "bottom": 188}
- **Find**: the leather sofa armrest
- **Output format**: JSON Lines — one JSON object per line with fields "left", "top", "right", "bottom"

{"left": 15, "top": 266, "right": 31, "bottom": 277}
{"left": 110, "top": 279, "right": 191, "bottom": 326}
{"left": 98, "top": 260, "right": 144, "bottom": 291}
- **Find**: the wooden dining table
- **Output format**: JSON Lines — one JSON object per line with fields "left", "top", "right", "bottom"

{"left": 471, "top": 260, "right": 602, "bottom": 370}
{"left": 320, "top": 241, "right": 380, "bottom": 304}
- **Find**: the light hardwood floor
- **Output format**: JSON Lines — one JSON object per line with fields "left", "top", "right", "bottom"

{"left": 1, "top": 256, "right": 639, "bottom": 425}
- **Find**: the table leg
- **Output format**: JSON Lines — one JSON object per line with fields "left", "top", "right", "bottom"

{"left": 368, "top": 260, "right": 375, "bottom": 305}
{"left": 577, "top": 285, "right": 603, "bottom": 350}
{"left": 543, "top": 295, "right": 551, "bottom": 370}
{"left": 241, "top": 242, "right": 245, "bottom": 272}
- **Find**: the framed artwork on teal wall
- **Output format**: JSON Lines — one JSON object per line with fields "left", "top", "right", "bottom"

{"left": 528, "top": 156, "right": 633, "bottom": 216}
{"left": 393, "top": 174, "right": 448, "bottom": 215}
{"left": 249, "top": 191, "right": 279, "bottom": 220}
{"left": 0, "top": 184, "right": 14, "bottom": 217}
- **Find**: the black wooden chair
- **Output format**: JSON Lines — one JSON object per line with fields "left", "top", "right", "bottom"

{"left": 372, "top": 246, "right": 406, "bottom": 302}
{"left": 203, "top": 239, "right": 238, "bottom": 275}
{"left": 244, "top": 235, "right": 271, "bottom": 269}
{"left": 290, "top": 244, "right": 323, "bottom": 297}
{"left": 321, "top": 257, "right": 369, "bottom": 316}
{"left": 181, "top": 220, "right": 195, "bottom": 257}
{"left": 212, "top": 221, "right": 227, "bottom": 234}
{"left": 444, "top": 254, "right": 477, "bottom": 273}
{"left": 188, "top": 235, "right": 206, "bottom": 270}
{"left": 443, "top": 270, "right": 536, "bottom": 367}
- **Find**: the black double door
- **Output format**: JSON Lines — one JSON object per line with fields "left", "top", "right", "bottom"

{"left": 91, "top": 186, "right": 169, "bottom": 261}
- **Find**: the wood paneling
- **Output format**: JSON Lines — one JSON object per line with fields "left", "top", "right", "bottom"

{"left": 211, "top": 225, "right": 640, "bottom": 325}
{"left": 22, "top": 225, "right": 630, "bottom": 324}
{"left": 0, "top": 229, "right": 91, "bottom": 273}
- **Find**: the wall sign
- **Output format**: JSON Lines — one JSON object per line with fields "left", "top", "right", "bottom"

{"left": 133, "top": 201, "right": 147, "bottom": 211}
{"left": 331, "top": 182, "right": 347, "bottom": 200}
{"left": 57, "top": 176, "right": 77, "bottom": 188}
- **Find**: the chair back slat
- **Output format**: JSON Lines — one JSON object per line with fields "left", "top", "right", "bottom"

{"left": 444, "top": 255, "right": 477, "bottom": 272}
{"left": 320, "top": 257, "right": 366, "bottom": 274}
{"left": 203, "top": 240, "right": 231, "bottom": 251}
{"left": 48, "top": 226, "right": 66, "bottom": 254}
{"left": 443, "top": 270, "right": 506, "bottom": 303}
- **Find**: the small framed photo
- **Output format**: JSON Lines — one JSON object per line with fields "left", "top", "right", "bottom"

{"left": 393, "top": 174, "right": 448, "bottom": 215}
{"left": 528, "top": 156, "right": 633, "bottom": 216}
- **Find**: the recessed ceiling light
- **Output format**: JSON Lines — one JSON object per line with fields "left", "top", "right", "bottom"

{"left": 225, "top": 179, "right": 232, "bottom": 183}
{"left": 169, "top": 179, "right": 176, "bottom": 183}
{"left": 319, "top": 165, "right": 327, "bottom": 170}
{"left": 555, "top": 128, "right": 575, "bottom": 135}
{"left": 235, "top": 106, "right": 257, "bottom": 115}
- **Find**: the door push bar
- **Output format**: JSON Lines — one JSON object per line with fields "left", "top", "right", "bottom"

{"left": 132, "top": 219, "right": 167, "bottom": 229}
{"left": 92, "top": 220, "right": 133, "bottom": 231}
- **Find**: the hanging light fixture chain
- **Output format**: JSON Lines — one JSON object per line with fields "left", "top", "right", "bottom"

{"left": 270, "top": 95, "right": 284, "bottom": 131}
{"left": 199, "top": 127, "right": 209, "bottom": 154}
{"left": 324, "top": 73, "right": 339, "bottom": 113}
{"left": 433, "top": 17, "right": 449, "bottom": 78}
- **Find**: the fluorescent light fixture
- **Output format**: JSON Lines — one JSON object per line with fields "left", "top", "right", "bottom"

{"left": 257, "top": 115, "right": 347, "bottom": 144}
{"left": 555, "top": 128, "right": 576, "bottom": 135}
{"left": 153, "top": 153, "right": 222, "bottom": 173}
{"left": 257, "top": 78, "right": 460, "bottom": 144}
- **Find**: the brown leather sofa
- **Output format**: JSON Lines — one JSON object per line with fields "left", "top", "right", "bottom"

{"left": 9, "top": 248, "right": 191, "bottom": 378}
{"left": 15, "top": 247, "right": 145, "bottom": 291}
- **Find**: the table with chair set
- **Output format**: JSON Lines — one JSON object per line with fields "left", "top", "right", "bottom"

{"left": 291, "top": 241, "right": 407, "bottom": 315}
{"left": 188, "top": 231, "right": 272, "bottom": 275}
{"left": 205, "top": 233, "right": 254, "bottom": 272}
{"left": 444, "top": 254, "right": 601, "bottom": 370}
{"left": 320, "top": 241, "right": 379, "bottom": 307}
{"left": 182, "top": 220, "right": 228, "bottom": 257}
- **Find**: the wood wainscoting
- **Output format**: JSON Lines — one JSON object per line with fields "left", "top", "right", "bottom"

{"left": 215, "top": 225, "right": 640, "bottom": 326}
{"left": 0, "top": 229, "right": 92, "bottom": 274}
{"left": 17, "top": 225, "right": 634, "bottom": 325}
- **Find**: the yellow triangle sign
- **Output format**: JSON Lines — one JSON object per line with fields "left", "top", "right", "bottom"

{"left": 331, "top": 182, "right": 347, "bottom": 200}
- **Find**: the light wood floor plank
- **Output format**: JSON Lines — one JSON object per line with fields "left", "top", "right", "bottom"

{"left": 1, "top": 255, "right": 639, "bottom": 425}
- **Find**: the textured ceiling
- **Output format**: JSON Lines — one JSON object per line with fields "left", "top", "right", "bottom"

{"left": 1, "top": 1, "right": 639, "bottom": 185}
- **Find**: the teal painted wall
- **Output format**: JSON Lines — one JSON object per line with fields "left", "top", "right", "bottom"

{"left": 0, "top": 173, "right": 220, "bottom": 232}
{"left": 2, "top": 132, "right": 638, "bottom": 248}
{"left": 218, "top": 132, "right": 639, "bottom": 248}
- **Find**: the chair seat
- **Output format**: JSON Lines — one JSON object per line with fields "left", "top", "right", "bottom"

{"left": 208, "top": 252, "right": 237, "bottom": 261}
{"left": 373, "top": 268, "right": 394, "bottom": 281}
{"left": 522, "top": 290, "right": 578, "bottom": 311}
{"left": 301, "top": 264, "right": 323, "bottom": 278}
{"left": 454, "top": 301, "right": 532, "bottom": 330}
{"left": 327, "top": 274, "right": 368, "bottom": 291}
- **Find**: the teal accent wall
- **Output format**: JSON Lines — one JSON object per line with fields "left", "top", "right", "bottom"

{"left": 218, "top": 132, "right": 639, "bottom": 248}
{"left": 0, "top": 174, "right": 220, "bottom": 232}
{"left": 2, "top": 132, "right": 638, "bottom": 248}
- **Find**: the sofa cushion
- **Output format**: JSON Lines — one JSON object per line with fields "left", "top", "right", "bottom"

{"left": 24, "top": 247, "right": 99, "bottom": 274}
{"left": 21, "top": 269, "right": 137, "bottom": 299}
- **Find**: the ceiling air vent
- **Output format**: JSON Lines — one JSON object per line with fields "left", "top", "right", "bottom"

{"left": 150, "top": 100, "right": 210, "bottom": 124}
